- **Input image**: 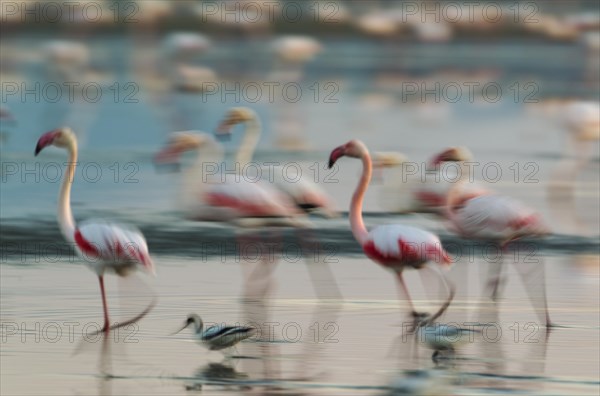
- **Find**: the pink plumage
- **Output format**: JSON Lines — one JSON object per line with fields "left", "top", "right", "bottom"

{"left": 447, "top": 194, "right": 549, "bottom": 242}
{"left": 363, "top": 224, "right": 451, "bottom": 269}
{"left": 74, "top": 221, "right": 154, "bottom": 276}
{"left": 203, "top": 178, "right": 299, "bottom": 219}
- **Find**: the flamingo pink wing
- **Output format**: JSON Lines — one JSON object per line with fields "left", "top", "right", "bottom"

{"left": 205, "top": 180, "right": 298, "bottom": 218}
{"left": 74, "top": 221, "right": 153, "bottom": 272}
{"left": 364, "top": 225, "right": 450, "bottom": 266}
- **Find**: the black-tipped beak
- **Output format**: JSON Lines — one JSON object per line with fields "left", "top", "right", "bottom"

{"left": 35, "top": 130, "right": 60, "bottom": 157}
{"left": 215, "top": 121, "right": 233, "bottom": 141}
{"left": 170, "top": 323, "right": 189, "bottom": 336}
{"left": 215, "top": 131, "right": 231, "bottom": 142}
{"left": 328, "top": 146, "right": 344, "bottom": 169}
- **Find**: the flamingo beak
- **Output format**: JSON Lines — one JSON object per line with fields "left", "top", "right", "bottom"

{"left": 215, "top": 120, "right": 233, "bottom": 141}
{"left": 153, "top": 146, "right": 182, "bottom": 172}
{"left": 35, "top": 130, "right": 60, "bottom": 156}
{"left": 328, "top": 146, "right": 345, "bottom": 169}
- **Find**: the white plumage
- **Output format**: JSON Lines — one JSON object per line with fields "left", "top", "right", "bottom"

{"left": 366, "top": 224, "right": 447, "bottom": 266}
{"left": 75, "top": 220, "right": 154, "bottom": 276}
{"left": 448, "top": 194, "right": 548, "bottom": 241}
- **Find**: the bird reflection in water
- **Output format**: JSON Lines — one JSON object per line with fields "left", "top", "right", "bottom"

{"left": 476, "top": 291, "right": 551, "bottom": 394}
{"left": 185, "top": 362, "right": 251, "bottom": 392}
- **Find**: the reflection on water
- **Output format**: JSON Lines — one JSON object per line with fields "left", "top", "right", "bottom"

{"left": 1, "top": 2, "right": 599, "bottom": 395}
{"left": 1, "top": 255, "right": 598, "bottom": 395}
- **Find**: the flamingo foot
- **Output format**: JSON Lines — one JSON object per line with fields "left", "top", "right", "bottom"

{"left": 95, "top": 297, "right": 156, "bottom": 336}
{"left": 487, "top": 276, "right": 504, "bottom": 301}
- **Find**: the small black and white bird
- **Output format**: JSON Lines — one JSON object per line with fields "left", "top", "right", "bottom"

{"left": 173, "top": 314, "right": 256, "bottom": 352}
{"left": 417, "top": 324, "right": 480, "bottom": 362}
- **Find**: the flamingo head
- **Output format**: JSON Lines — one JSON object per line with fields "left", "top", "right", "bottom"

{"left": 328, "top": 140, "right": 369, "bottom": 168}
{"left": 35, "top": 127, "right": 75, "bottom": 155}
{"left": 430, "top": 146, "right": 472, "bottom": 167}
{"left": 372, "top": 151, "right": 408, "bottom": 168}
{"left": 216, "top": 107, "right": 256, "bottom": 139}
{"left": 154, "top": 132, "right": 205, "bottom": 167}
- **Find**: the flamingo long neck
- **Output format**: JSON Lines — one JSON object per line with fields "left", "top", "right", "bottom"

{"left": 350, "top": 150, "right": 372, "bottom": 245}
{"left": 236, "top": 115, "right": 261, "bottom": 168}
{"left": 181, "top": 138, "right": 224, "bottom": 208}
{"left": 59, "top": 142, "right": 77, "bottom": 242}
{"left": 444, "top": 179, "right": 465, "bottom": 219}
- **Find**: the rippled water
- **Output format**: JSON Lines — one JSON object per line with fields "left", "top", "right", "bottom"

{"left": 2, "top": 34, "right": 600, "bottom": 395}
{"left": 1, "top": 254, "right": 599, "bottom": 395}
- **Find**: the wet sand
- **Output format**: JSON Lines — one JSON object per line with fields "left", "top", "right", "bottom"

{"left": 1, "top": 253, "right": 598, "bottom": 395}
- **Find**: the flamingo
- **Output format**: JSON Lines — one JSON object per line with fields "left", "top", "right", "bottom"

{"left": 154, "top": 131, "right": 303, "bottom": 226}
{"left": 445, "top": 183, "right": 553, "bottom": 327}
{"left": 154, "top": 131, "right": 312, "bottom": 303}
{"left": 34, "top": 127, "right": 155, "bottom": 333}
{"left": 376, "top": 147, "right": 486, "bottom": 215}
{"left": 216, "top": 107, "right": 337, "bottom": 218}
{"left": 328, "top": 140, "right": 455, "bottom": 322}
{"left": 153, "top": 131, "right": 339, "bottom": 285}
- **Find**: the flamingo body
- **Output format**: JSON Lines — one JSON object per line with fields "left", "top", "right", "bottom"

{"left": 363, "top": 225, "right": 450, "bottom": 269}
{"left": 217, "top": 107, "right": 337, "bottom": 217}
{"left": 202, "top": 179, "right": 298, "bottom": 220}
{"left": 74, "top": 221, "right": 153, "bottom": 276}
{"left": 448, "top": 194, "right": 548, "bottom": 241}
{"left": 155, "top": 132, "right": 301, "bottom": 225}
{"left": 377, "top": 147, "right": 479, "bottom": 215}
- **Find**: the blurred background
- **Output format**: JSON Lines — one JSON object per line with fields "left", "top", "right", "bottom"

{"left": 1, "top": 1, "right": 599, "bottom": 395}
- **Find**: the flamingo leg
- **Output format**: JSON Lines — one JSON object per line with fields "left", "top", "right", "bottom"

{"left": 423, "top": 265, "right": 456, "bottom": 325}
{"left": 98, "top": 276, "right": 110, "bottom": 333}
{"left": 297, "top": 227, "right": 342, "bottom": 301}
{"left": 395, "top": 271, "right": 420, "bottom": 318}
{"left": 513, "top": 255, "right": 553, "bottom": 328}
{"left": 239, "top": 229, "right": 280, "bottom": 302}
{"left": 486, "top": 243, "right": 507, "bottom": 301}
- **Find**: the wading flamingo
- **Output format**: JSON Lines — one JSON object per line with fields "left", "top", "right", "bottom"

{"left": 445, "top": 183, "right": 553, "bottom": 327}
{"left": 154, "top": 131, "right": 312, "bottom": 302}
{"left": 376, "top": 147, "right": 485, "bottom": 215}
{"left": 154, "top": 131, "right": 303, "bottom": 226}
{"left": 217, "top": 107, "right": 337, "bottom": 217}
{"left": 328, "top": 140, "right": 455, "bottom": 322}
{"left": 34, "top": 128, "right": 155, "bottom": 333}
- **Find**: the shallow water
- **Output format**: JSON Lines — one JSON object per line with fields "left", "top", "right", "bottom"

{"left": 1, "top": 254, "right": 599, "bottom": 395}
{"left": 2, "top": 32, "right": 600, "bottom": 395}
